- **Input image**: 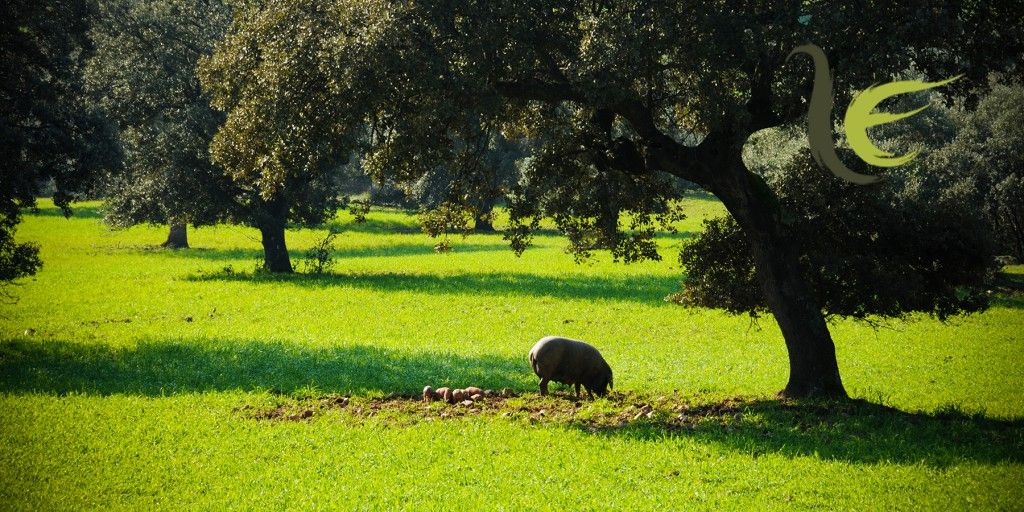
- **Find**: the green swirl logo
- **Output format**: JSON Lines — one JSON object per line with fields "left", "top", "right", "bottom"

{"left": 788, "top": 43, "right": 962, "bottom": 185}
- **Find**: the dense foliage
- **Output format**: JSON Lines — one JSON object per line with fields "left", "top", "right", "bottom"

{"left": 677, "top": 143, "right": 996, "bottom": 321}
{"left": 1, "top": 0, "right": 118, "bottom": 285}
{"left": 928, "top": 82, "right": 1024, "bottom": 261}
{"left": 404, "top": 131, "right": 526, "bottom": 232}
{"left": 677, "top": 81, "right": 1018, "bottom": 322}
{"left": 85, "top": 0, "right": 237, "bottom": 247}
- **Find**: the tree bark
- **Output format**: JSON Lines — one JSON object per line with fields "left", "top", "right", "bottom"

{"left": 474, "top": 203, "right": 496, "bottom": 232}
{"left": 597, "top": 192, "right": 620, "bottom": 244}
{"left": 257, "top": 200, "right": 292, "bottom": 273}
{"left": 708, "top": 150, "right": 847, "bottom": 399}
{"left": 161, "top": 222, "right": 189, "bottom": 249}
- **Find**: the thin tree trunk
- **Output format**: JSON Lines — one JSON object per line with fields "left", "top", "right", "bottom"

{"left": 710, "top": 151, "right": 847, "bottom": 399}
{"left": 257, "top": 200, "right": 292, "bottom": 273}
{"left": 597, "top": 208, "right": 620, "bottom": 246}
{"left": 474, "top": 202, "right": 496, "bottom": 232}
{"left": 161, "top": 222, "right": 189, "bottom": 249}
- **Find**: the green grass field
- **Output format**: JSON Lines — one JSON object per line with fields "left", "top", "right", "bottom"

{"left": 2, "top": 196, "right": 1022, "bottom": 510}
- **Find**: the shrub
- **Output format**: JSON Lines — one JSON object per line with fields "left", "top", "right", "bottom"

{"left": 303, "top": 229, "right": 339, "bottom": 274}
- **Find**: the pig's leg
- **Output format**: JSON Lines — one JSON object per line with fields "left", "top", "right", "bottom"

{"left": 539, "top": 378, "right": 549, "bottom": 396}
{"left": 574, "top": 383, "right": 581, "bottom": 398}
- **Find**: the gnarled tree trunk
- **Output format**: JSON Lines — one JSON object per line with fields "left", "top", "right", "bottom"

{"left": 709, "top": 150, "right": 846, "bottom": 398}
{"left": 162, "top": 222, "right": 189, "bottom": 249}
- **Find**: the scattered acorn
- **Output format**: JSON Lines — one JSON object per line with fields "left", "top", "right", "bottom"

{"left": 436, "top": 387, "right": 452, "bottom": 403}
{"left": 423, "top": 385, "right": 494, "bottom": 405}
{"left": 633, "top": 405, "right": 654, "bottom": 421}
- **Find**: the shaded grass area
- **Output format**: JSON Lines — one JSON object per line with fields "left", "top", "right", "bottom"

{"left": 100, "top": 241, "right": 515, "bottom": 266}
{"left": 584, "top": 398, "right": 1024, "bottom": 467}
{"left": 993, "top": 265, "right": 1024, "bottom": 308}
{"left": 185, "top": 268, "right": 680, "bottom": 303}
{"left": 0, "top": 337, "right": 532, "bottom": 396}
{"left": 174, "top": 241, "right": 511, "bottom": 262}
{"left": 23, "top": 203, "right": 104, "bottom": 219}
{"left": 2, "top": 333, "right": 1019, "bottom": 469}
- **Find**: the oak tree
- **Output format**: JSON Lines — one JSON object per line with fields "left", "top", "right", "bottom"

{"left": 85, "top": 0, "right": 237, "bottom": 249}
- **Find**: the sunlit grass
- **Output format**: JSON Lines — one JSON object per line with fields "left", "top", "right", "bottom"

{"left": 1, "top": 196, "right": 1021, "bottom": 510}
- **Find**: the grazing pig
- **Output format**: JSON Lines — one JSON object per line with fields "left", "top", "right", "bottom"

{"left": 528, "top": 336, "right": 613, "bottom": 398}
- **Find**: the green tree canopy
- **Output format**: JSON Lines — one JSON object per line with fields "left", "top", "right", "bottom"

{"left": 2, "top": 0, "right": 119, "bottom": 288}
{"left": 928, "top": 82, "right": 1024, "bottom": 261}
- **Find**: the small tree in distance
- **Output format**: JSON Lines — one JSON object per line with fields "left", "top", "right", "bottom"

{"left": 86, "top": 0, "right": 237, "bottom": 249}
{"left": 402, "top": 130, "right": 526, "bottom": 233}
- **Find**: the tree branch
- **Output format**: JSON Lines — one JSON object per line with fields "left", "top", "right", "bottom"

{"left": 492, "top": 79, "right": 584, "bottom": 103}
{"left": 492, "top": 80, "right": 711, "bottom": 185}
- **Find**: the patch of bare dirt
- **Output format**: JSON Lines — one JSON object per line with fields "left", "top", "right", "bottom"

{"left": 235, "top": 391, "right": 755, "bottom": 432}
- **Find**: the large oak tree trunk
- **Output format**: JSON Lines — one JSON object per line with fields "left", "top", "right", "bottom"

{"left": 161, "top": 222, "right": 189, "bottom": 249}
{"left": 709, "top": 151, "right": 847, "bottom": 399}
{"left": 257, "top": 200, "right": 292, "bottom": 273}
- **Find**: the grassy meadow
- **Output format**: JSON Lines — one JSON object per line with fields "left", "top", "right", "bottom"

{"left": 1, "top": 196, "right": 1022, "bottom": 510}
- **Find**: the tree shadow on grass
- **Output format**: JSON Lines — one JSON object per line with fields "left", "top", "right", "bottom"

{"left": 326, "top": 217, "right": 421, "bottom": 234}
{"left": 2, "top": 338, "right": 1020, "bottom": 467}
{"left": 992, "top": 295, "right": 1024, "bottom": 309}
{"left": 578, "top": 397, "right": 1024, "bottom": 467}
{"left": 185, "top": 268, "right": 680, "bottom": 304}
{"left": 991, "top": 271, "right": 1024, "bottom": 309}
{"left": 24, "top": 203, "right": 103, "bottom": 219}
{"left": 165, "top": 242, "right": 512, "bottom": 263}
{"left": 0, "top": 337, "right": 533, "bottom": 396}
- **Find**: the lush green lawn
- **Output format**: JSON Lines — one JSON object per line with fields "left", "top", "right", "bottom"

{"left": 1, "top": 197, "right": 1022, "bottom": 510}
